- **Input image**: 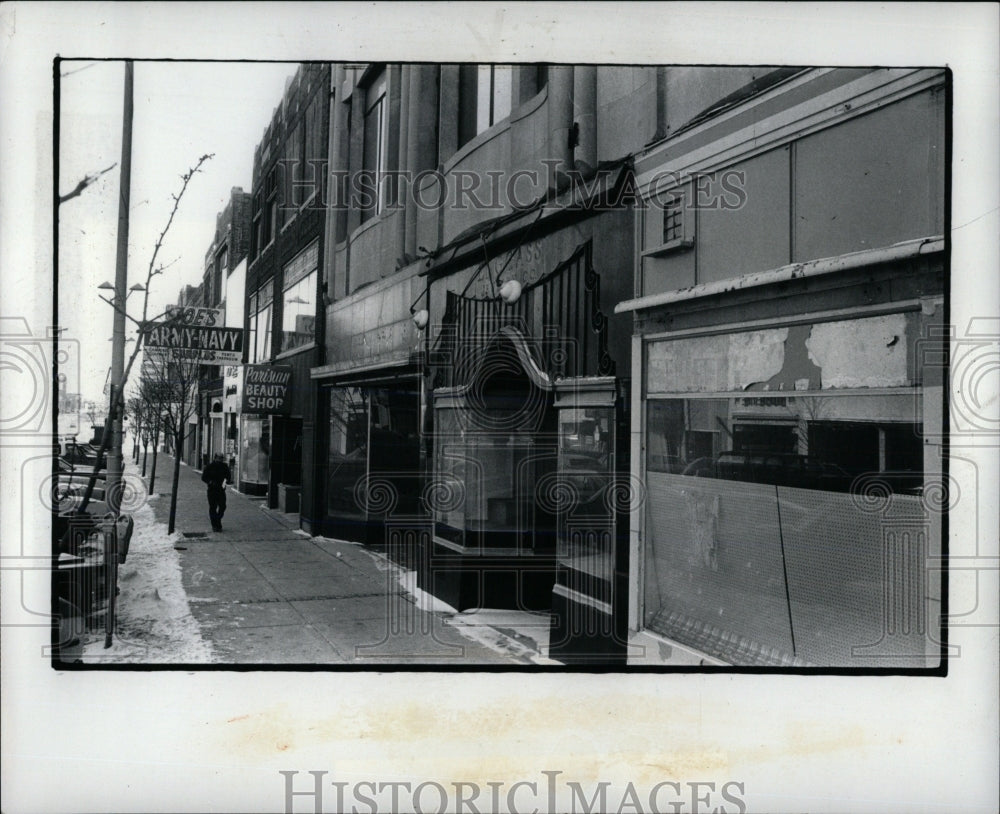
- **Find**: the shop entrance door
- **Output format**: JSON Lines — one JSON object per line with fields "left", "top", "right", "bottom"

{"left": 269, "top": 416, "right": 302, "bottom": 509}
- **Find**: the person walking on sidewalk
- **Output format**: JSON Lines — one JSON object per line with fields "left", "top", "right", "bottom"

{"left": 201, "top": 453, "right": 232, "bottom": 532}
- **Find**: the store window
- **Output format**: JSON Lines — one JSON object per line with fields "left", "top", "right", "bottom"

{"left": 328, "top": 387, "right": 368, "bottom": 520}
{"left": 327, "top": 383, "right": 421, "bottom": 534}
{"left": 640, "top": 314, "right": 939, "bottom": 667}
{"left": 240, "top": 415, "right": 270, "bottom": 486}
{"left": 280, "top": 240, "right": 318, "bottom": 353}
{"left": 645, "top": 395, "right": 921, "bottom": 493}
{"left": 432, "top": 343, "right": 557, "bottom": 551}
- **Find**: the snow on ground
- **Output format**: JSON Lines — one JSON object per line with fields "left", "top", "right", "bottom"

{"left": 79, "top": 463, "right": 214, "bottom": 664}
{"left": 363, "top": 548, "right": 560, "bottom": 665}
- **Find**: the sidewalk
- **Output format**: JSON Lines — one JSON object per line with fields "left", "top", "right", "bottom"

{"left": 136, "top": 451, "right": 555, "bottom": 665}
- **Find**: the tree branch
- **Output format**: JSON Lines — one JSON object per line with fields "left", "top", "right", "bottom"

{"left": 59, "top": 163, "right": 117, "bottom": 204}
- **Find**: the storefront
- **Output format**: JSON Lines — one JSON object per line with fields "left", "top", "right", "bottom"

{"left": 423, "top": 192, "right": 636, "bottom": 662}
{"left": 239, "top": 414, "right": 270, "bottom": 495}
{"left": 239, "top": 364, "right": 294, "bottom": 499}
{"left": 312, "top": 266, "right": 425, "bottom": 547}
{"left": 621, "top": 253, "right": 945, "bottom": 668}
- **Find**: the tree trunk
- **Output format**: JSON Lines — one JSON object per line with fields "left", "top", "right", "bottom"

{"left": 141, "top": 441, "right": 149, "bottom": 477}
{"left": 167, "top": 425, "right": 185, "bottom": 535}
{"left": 148, "top": 421, "right": 160, "bottom": 495}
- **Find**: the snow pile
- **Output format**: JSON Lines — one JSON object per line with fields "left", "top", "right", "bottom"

{"left": 80, "top": 470, "right": 214, "bottom": 664}
{"left": 367, "top": 549, "right": 559, "bottom": 664}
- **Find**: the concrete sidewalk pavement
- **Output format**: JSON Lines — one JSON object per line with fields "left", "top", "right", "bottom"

{"left": 139, "top": 451, "right": 551, "bottom": 665}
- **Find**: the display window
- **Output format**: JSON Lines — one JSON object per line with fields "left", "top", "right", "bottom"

{"left": 640, "top": 313, "right": 941, "bottom": 667}
{"left": 433, "top": 404, "right": 557, "bottom": 552}
{"left": 240, "top": 416, "right": 270, "bottom": 486}
{"left": 327, "top": 383, "right": 421, "bottom": 530}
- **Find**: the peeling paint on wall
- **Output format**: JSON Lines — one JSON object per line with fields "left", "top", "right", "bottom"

{"left": 727, "top": 328, "right": 787, "bottom": 390}
{"left": 806, "top": 314, "right": 911, "bottom": 388}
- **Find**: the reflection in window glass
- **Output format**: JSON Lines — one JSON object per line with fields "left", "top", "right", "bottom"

{"left": 432, "top": 404, "right": 556, "bottom": 551}
{"left": 433, "top": 407, "right": 465, "bottom": 546}
{"left": 643, "top": 391, "right": 932, "bottom": 667}
{"left": 328, "top": 387, "right": 368, "bottom": 519}
{"left": 646, "top": 394, "right": 922, "bottom": 493}
{"left": 248, "top": 281, "right": 274, "bottom": 363}
{"left": 557, "top": 407, "right": 614, "bottom": 582}
{"left": 558, "top": 408, "right": 612, "bottom": 511}
{"left": 240, "top": 416, "right": 270, "bottom": 485}
{"left": 281, "top": 271, "right": 316, "bottom": 352}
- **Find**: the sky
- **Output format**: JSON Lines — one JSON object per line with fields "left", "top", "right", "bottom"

{"left": 58, "top": 60, "right": 298, "bottom": 406}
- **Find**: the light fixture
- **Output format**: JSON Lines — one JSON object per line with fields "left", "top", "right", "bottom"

{"left": 129, "top": 283, "right": 146, "bottom": 292}
{"left": 412, "top": 309, "right": 429, "bottom": 330}
{"left": 97, "top": 281, "right": 115, "bottom": 290}
{"left": 287, "top": 296, "right": 309, "bottom": 304}
{"left": 499, "top": 279, "right": 523, "bottom": 305}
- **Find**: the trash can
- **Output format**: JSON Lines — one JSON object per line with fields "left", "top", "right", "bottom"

{"left": 277, "top": 483, "right": 300, "bottom": 513}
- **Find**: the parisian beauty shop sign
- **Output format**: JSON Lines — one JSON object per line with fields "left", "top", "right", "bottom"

{"left": 242, "top": 364, "right": 293, "bottom": 414}
{"left": 144, "top": 305, "right": 244, "bottom": 364}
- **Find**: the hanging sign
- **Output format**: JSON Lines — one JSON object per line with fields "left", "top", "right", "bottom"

{"left": 241, "top": 364, "right": 293, "bottom": 414}
{"left": 164, "top": 305, "right": 225, "bottom": 327}
{"left": 143, "top": 322, "right": 244, "bottom": 364}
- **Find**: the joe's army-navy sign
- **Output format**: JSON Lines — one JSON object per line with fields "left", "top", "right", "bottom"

{"left": 144, "top": 306, "right": 244, "bottom": 364}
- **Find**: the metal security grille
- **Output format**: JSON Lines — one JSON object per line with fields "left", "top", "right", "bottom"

{"left": 433, "top": 241, "right": 614, "bottom": 388}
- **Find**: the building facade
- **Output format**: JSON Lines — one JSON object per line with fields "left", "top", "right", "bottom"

{"left": 619, "top": 67, "right": 947, "bottom": 667}
{"left": 310, "top": 64, "right": 667, "bottom": 662}
{"left": 226, "top": 63, "right": 948, "bottom": 668}
{"left": 198, "top": 186, "right": 252, "bottom": 473}
{"left": 243, "top": 64, "right": 330, "bottom": 504}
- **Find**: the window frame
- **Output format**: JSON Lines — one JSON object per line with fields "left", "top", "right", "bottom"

{"left": 279, "top": 240, "right": 319, "bottom": 354}
{"left": 361, "top": 69, "right": 388, "bottom": 222}
{"left": 248, "top": 280, "right": 274, "bottom": 363}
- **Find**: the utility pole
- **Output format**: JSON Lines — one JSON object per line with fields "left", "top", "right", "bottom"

{"left": 105, "top": 60, "right": 133, "bottom": 647}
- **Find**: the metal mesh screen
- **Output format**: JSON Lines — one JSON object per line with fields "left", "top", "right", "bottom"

{"left": 644, "top": 472, "right": 797, "bottom": 664}
{"left": 780, "top": 488, "right": 933, "bottom": 667}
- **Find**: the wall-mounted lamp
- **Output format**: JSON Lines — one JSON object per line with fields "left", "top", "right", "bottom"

{"left": 412, "top": 309, "right": 429, "bottom": 330}
{"left": 499, "top": 279, "right": 523, "bottom": 305}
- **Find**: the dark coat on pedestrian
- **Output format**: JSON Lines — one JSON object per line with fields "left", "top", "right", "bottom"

{"left": 201, "top": 459, "right": 231, "bottom": 491}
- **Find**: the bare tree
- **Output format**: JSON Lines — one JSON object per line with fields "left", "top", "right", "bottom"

{"left": 125, "top": 394, "right": 143, "bottom": 464}
{"left": 137, "top": 348, "right": 201, "bottom": 534}
{"left": 76, "top": 154, "right": 214, "bottom": 513}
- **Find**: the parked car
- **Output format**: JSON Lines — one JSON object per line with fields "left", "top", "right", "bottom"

{"left": 53, "top": 509, "right": 134, "bottom": 661}
{"left": 62, "top": 440, "right": 106, "bottom": 469}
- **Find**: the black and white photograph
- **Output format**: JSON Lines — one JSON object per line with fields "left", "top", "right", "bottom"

{"left": 2, "top": 2, "right": 997, "bottom": 812}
